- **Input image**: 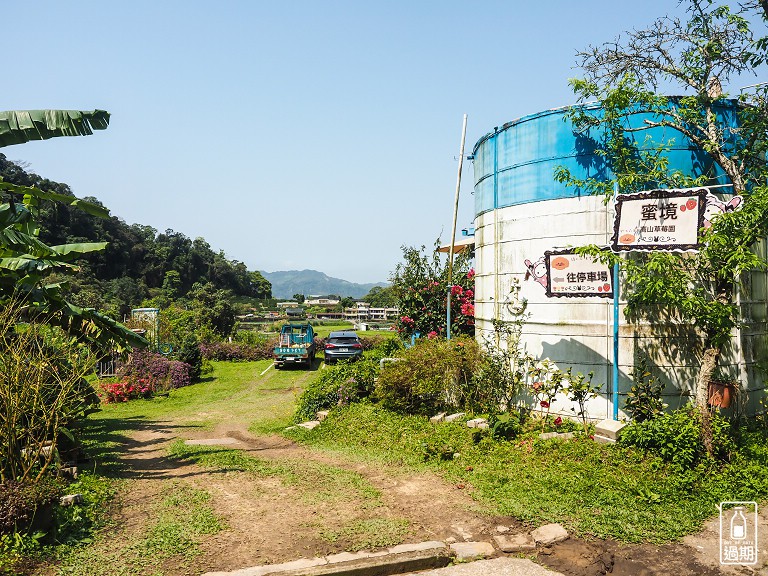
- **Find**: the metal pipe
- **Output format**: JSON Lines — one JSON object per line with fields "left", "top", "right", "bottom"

{"left": 613, "top": 261, "right": 620, "bottom": 420}
{"left": 612, "top": 182, "right": 620, "bottom": 420}
{"left": 447, "top": 114, "right": 467, "bottom": 340}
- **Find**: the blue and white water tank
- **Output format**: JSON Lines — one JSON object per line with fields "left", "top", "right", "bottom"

{"left": 471, "top": 101, "right": 766, "bottom": 419}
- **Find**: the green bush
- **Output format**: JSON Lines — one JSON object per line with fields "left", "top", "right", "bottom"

{"left": 488, "top": 411, "right": 525, "bottom": 440}
{"left": 294, "top": 338, "right": 406, "bottom": 422}
{"left": 374, "top": 336, "right": 481, "bottom": 415}
{"left": 0, "top": 477, "right": 62, "bottom": 535}
{"left": 295, "top": 358, "right": 380, "bottom": 422}
{"left": 177, "top": 334, "right": 203, "bottom": 381}
{"left": 619, "top": 406, "right": 735, "bottom": 468}
{"left": 625, "top": 356, "right": 666, "bottom": 422}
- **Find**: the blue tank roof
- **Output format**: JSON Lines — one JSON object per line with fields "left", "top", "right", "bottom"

{"left": 472, "top": 100, "right": 739, "bottom": 217}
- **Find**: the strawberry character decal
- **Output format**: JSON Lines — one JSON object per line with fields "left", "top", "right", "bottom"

{"left": 699, "top": 192, "right": 743, "bottom": 229}
{"left": 524, "top": 256, "right": 548, "bottom": 289}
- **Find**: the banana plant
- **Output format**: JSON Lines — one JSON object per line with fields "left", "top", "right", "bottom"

{"left": 0, "top": 110, "right": 147, "bottom": 350}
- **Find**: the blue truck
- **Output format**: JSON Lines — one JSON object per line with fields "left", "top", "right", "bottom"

{"left": 273, "top": 323, "right": 316, "bottom": 369}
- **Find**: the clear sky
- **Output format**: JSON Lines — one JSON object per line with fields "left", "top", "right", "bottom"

{"left": 3, "top": 0, "right": 752, "bottom": 284}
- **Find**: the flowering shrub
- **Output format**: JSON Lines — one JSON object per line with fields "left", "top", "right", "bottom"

{"left": 100, "top": 379, "right": 153, "bottom": 403}
{"left": 390, "top": 244, "right": 475, "bottom": 338}
{"left": 100, "top": 349, "right": 192, "bottom": 403}
{"left": 200, "top": 339, "right": 275, "bottom": 361}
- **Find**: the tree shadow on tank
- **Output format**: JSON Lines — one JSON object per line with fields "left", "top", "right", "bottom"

{"left": 572, "top": 132, "right": 609, "bottom": 190}
{"left": 539, "top": 338, "right": 624, "bottom": 401}
{"left": 538, "top": 324, "right": 703, "bottom": 414}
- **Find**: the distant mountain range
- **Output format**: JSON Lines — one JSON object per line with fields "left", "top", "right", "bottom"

{"left": 261, "top": 269, "right": 387, "bottom": 299}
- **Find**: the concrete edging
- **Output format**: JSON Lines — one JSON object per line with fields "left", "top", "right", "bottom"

{"left": 203, "top": 542, "right": 455, "bottom": 576}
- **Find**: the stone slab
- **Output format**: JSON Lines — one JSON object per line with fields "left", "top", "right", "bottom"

{"left": 430, "top": 412, "right": 446, "bottom": 423}
{"left": 414, "top": 557, "right": 565, "bottom": 576}
{"left": 444, "top": 412, "right": 466, "bottom": 423}
{"left": 592, "top": 434, "right": 616, "bottom": 445}
{"left": 60, "top": 494, "right": 83, "bottom": 507}
{"left": 531, "top": 523, "right": 569, "bottom": 545}
{"left": 325, "top": 552, "right": 385, "bottom": 563}
{"left": 495, "top": 525, "right": 511, "bottom": 534}
{"left": 466, "top": 418, "right": 487, "bottom": 429}
{"left": 185, "top": 438, "right": 241, "bottom": 446}
{"left": 538, "top": 432, "right": 575, "bottom": 441}
{"left": 493, "top": 533, "right": 536, "bottom": 552}
{"left": 449, "top": 541, "right": 495, "bottom": 560}
{"left": 202, "top": 543, "right": 455, "bottom": 576}
{"left": 316, "top": 411, "right": 330, "bottom": 421}
{"left": 297, "top": 420, "right": 321, "bottom": 430}
{"left": 270, "top": 548, "right": 454, "bottom": 576}
{"left": 387, "top": 541, "right": 446, "bottom": 554}
{"left": 203, "top": 557, "right": 328, "bottom": 576}
{"left": 594, "top": 419, "right": 627, "bottom": 440}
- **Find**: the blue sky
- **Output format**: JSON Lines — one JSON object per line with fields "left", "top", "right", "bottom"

{"left": 3, "top": 1, "right": 751, "bottom": 284}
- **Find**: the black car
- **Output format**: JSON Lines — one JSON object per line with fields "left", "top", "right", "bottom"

{"left": 324, "top": 331, "right": 363, "bottom": 363}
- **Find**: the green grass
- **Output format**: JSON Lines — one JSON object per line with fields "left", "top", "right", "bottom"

{"left": 168, "top": 441, "right": 382, "bottom": 507}
{"left": 320, "top": 518, "right": 410, "bottom": 551}
{"left": 313, "top": 322, "right": 355, "bottom": 338}
{"left": 55, "top": 483, "right": 223, "bottom": 575}
{"left": 85, "top": 360, "right": 305, "bottom": 448}
{"left": 286, "top": 402, "right": 768, "bottom": 543}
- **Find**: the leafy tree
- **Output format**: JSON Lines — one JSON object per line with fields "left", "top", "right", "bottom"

{"left": 390, "top": 243, "right": 474, "bottom": 338}
{"left": 363, "top": 285, "right": 396, "bottom": 307}
{"left": 187, "top": 281, "right": 237, "bottom": 338}
{"left": 162, "top": 270, "right": 182, "bottom": 300}
{"left": 339, "top": 296, "right": 355, "bottom": 309}
{"left": 555, "top": 0, "right": 768, "bottom": 450}
{"left": 293, "top": 293, "right": 305, "bottom": 305}
{"left": 177, "top": 333, "right": 203, "bottom": 381}
{"left": 249, "top": 270, "right": 272, "bottom": 299}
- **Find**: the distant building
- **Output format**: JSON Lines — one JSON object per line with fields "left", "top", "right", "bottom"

{"left": 343, "top": 302, "right": 399, "bottom": 321}
{"left": 305, "top": 298, "right": 340, "bottom": 306}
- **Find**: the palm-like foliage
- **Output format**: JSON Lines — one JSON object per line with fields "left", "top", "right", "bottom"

{"left": 0, "top": 109, "right": 109, "bottom": 147}
{"left": 0, "top": 110, "right": 146, "bottom": 350}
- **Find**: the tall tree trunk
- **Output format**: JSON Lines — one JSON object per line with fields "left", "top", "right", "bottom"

{"left": 695, "top": 346, "right": 719, "bottom": 456}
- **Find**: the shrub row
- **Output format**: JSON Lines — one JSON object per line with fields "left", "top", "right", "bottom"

{"left": 99, "top": 349, "right": 192, "bottom": 403}
{"left": 200, "top": 339, "right": 275, "bottom": 361}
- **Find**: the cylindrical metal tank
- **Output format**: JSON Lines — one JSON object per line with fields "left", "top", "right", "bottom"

{"left": 472, "top": 101, "right": 766, "bottom": 419}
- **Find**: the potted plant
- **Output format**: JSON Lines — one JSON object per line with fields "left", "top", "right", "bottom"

{"left": 707, "top": 378, "right": 737, "bottom": 409}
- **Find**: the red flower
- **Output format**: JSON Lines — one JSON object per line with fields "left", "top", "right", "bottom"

{"left": 451, "top": 285, "right": 463, "bottom": 296}
{"left": 427, "top": 331, "right": 438, "bottom": 339}
{"left": 540, "top": 400, "right": 550, "bottom": 408}
{"left": 467, "top": 268, "right": 475, "bottom": 280}
{"left": 554, "top": 416, "right": 563, "bottom": 426}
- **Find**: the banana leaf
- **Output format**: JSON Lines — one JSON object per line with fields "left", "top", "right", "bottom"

{"left": 0, "top": 182, "right": 110, "bottom": 218}
{"left": 0, "top": 110, "right": 110, "bottom": 148}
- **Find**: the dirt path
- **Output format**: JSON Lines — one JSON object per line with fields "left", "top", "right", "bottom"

{"left": 117, "top": 420, "right": 766, "bottom": 576}
{"left": 52, "top": 363, "right": 766, "bottom": 576}
{"left": 114, "top": 423, "right": 504, "bottom": 574}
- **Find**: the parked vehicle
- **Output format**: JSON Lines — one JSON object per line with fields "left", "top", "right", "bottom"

{"left": 324, "top": 330, "right": 363, "bottom": 364}
{"left": 273, "top": 323, "right": 316, "bottom": 368}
